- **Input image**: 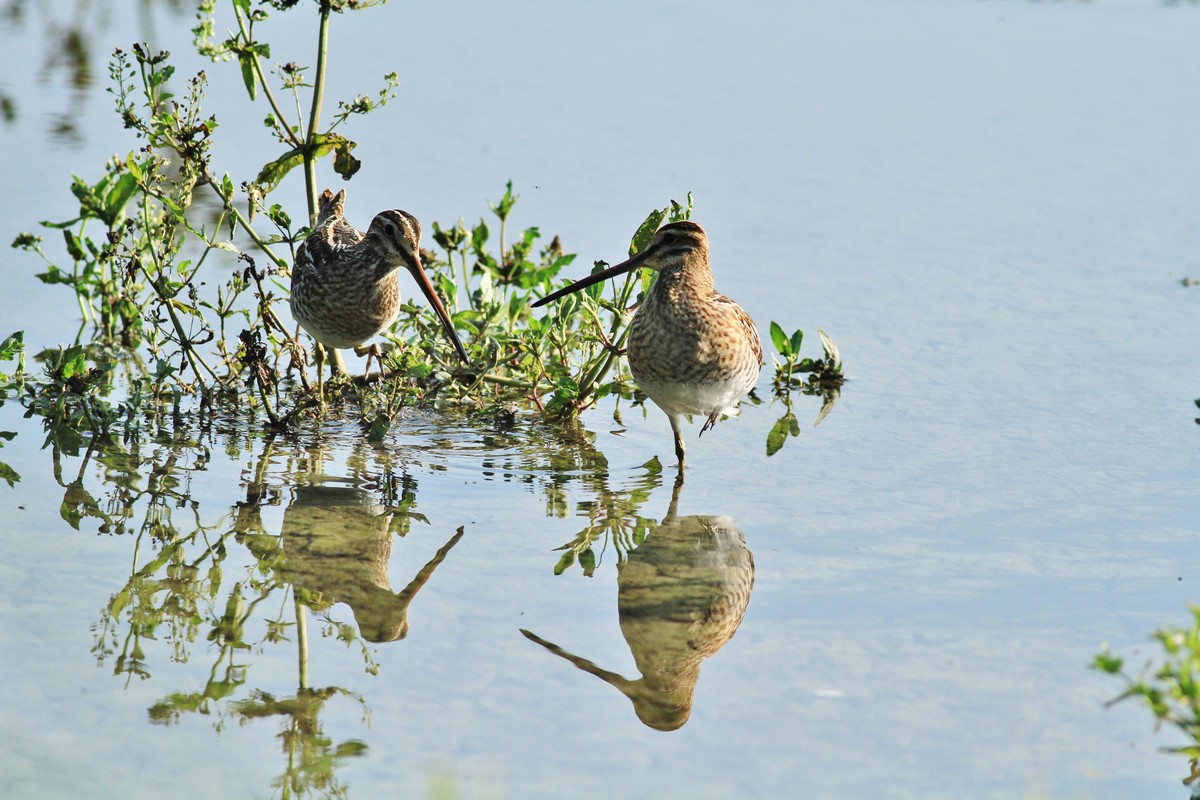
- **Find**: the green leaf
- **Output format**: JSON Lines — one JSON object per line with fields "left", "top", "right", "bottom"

{"left": 471, "top": 219, "right": 489, "bottom": 253}
{"left": 125, "top": 151, "right": 142, "bottom": 182}
{"left": 59, "top": 347, "right": 88, "bottom": 380}
{"left": 579, "top": 548, "right": 596, "bottom": 577}
{"left": 255, "top": 149, "right": 305, "bottom": 192}
{"left": 630, "top": 208, "right": 666, "bottom": 255}
{"left": 554, "top": 376, "right": 579, "bottom": 400}
{"left": 1092, "top": 650, "right": 1123, "bottom": 674}
{"left": 488, "top": 180, "right": 517, "bottom": 222}
{"left": 62, "top": 230, "right": 86, "bottom": 262}
{"left": 333, "top": 740, "right": 369, "bottom": 758}
{"left": 35, "top": 266, "right": 70, "bottom": 286}
{"left": 148, "top": 64, "right": 175, "bottom": 88}
{"left": 789, "top": 328, "right": 804, "bottom": 356}
{"left": 333, "top": 140, "right": 361, "bottom": 180}
{"left": 108, "top": 587, "right": 132, "bottom": 618}
{"left": 553, "top": 549, "right": 576, "bottom": 575}
{"left": 367, "top": 413, "right": 390, "bottom": 443}
{"left": 238, "top": 54, "right": 256, "bottom": 100}
{"left": 36, "top": 218, "right": 82, "bottom": 231}
{"left": 766, "top": 412, "right": 798, "bottom": 457}
{"left": 103, "top": 172, "right": 139, "bottom": 224}
{"left": 769, "top": 321, "right": 788, "bottom": 356}
{"left": 0, "top": 460, "right": 20, "bottom": 488}
{"left": 255, "top": 133, "right": 356, "bottom": 193}
{"left": 0, "top": 331, "right": 23, "bottom": 361}
{"left": 267, "top": 204, "right": 291, "bottom": 229}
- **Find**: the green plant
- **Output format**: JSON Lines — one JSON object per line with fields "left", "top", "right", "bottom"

{"left": 11, "top": 1, "right": 842, "bottom": 445}
{"left": 0, "top": 330, "right": 23, "bottom": 488}
{"left": 770, "top": 323, "right": 842, "bottom": 389}
{"left": 1095, "top": 608, "right": 1200, "bottom": 786}
{"left": 11, "top": 0, "right": 410, "bottom": 423}
{"left": 763, "top": 324, "right": 843, "bottom": 456}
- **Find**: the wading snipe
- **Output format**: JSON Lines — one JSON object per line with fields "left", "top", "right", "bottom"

{"left": 290, "top": 189, "right": 469, "bottom": 384}
{"left": 533, "top": 221, "right": 762, "bottom": 467}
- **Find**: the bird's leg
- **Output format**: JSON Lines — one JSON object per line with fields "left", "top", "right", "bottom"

{"left": 354, "top": 342, "right": 387, "bottom": 382}
{"left": 364, "top": 345, "right": 377, "bottom": 382}
{"left": 314, "top": 344, "right": 327, "bottom": 408}
{"left": 669, "top": 414, "right": 687, "bottom": 468}
{"left": 328, "top": 346, "right": 348, "bottom": 376}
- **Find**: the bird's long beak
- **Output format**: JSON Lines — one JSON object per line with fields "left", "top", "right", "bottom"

{"left": 405, "top": 251, "right": 470, "bottom": 364}
{"left": 531, "top": 246, "right": 654, "bottom": 308}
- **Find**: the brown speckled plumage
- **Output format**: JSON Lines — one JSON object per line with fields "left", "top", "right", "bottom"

{"left": 534, "top": 220, "right": 762, "bottom": 466}
{"left": 290, "top": 189, "right": 468, "bottom": 374}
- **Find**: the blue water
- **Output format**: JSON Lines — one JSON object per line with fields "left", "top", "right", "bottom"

{"left": 1, "top": 1, "right": 1198, "bottom": 798}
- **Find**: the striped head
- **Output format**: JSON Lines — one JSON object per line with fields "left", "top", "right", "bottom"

{"left": 638, "top": 221, "right": 709, "bottom": 272}
{"left": 366, "top": 209, "right": 423, "bottom": 270}
{"left": 531, "top": 219, "right": 714, "bottom": 309}
{"left": 365, "top": 208, "right": 470, "bottom": 364}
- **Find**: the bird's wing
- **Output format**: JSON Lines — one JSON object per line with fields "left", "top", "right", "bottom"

{"left": 712, "top": 293, "right": 763, "bottom": 364}
{"left": 297, "top": 215, "right": 364, "bottom": 275}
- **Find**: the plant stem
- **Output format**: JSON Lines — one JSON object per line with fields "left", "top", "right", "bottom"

{"left": 303, "top": 3, "right": 333, "bottom": 225}
{"left": 479, "top": 371, "right": 551, "bottom": 393}
{"left": 233, "top": 6, "right": 304, "bottom": 150}
{"left": 460, "top": 251, "right": 472, "bottom": 312}
{"left": 203, "top": 177, "right": 290, "bottom": 271}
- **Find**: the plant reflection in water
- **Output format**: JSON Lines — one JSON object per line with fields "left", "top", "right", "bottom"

{"left": 70, "top": 418, "right": 469, "bottom": 798}
{"left": 523, "top": 475, "right": 754, "bottom": 731}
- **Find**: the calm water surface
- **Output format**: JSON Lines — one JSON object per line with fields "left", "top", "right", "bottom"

{"left": 1, "top": 2, "right": 1198, "bottom": 798}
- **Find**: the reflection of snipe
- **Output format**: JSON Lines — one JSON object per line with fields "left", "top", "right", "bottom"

{"left": 523, "top": 478, "right": 754, "bottom": 730}
{"left": 280, "top": 484, "right": 463, "bottom": 642}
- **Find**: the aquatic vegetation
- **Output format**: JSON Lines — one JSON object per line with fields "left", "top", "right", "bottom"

{"left": 0, "top": 331, "right": 22, "bottom": 487}
{"left": 1095, "top": 609, "right": 1200, "bottom": 787}
{"left": 7, "top": 0, "right": 839, "bottom": 455}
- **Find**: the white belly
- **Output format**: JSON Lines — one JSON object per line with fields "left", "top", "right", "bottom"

{"left": 635, "top": 372, "right": 755, "bottom": 420}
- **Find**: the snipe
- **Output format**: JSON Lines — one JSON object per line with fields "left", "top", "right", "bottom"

{"left": 533, "top": 221, "right": 762, "bottom": 466}
{"left": 290, "top": 189, "right": 469, "bottom": 385}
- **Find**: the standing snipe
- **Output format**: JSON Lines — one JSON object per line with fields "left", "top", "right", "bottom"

{"left": 290, "top": 189, "right": 469, "bottom": 383}
{"left": 533, "top": 221, "right": 762, "bottom": 466}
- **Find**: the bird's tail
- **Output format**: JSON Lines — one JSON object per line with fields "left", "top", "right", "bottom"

{"left": 315, "top": 188, "right": 346, "bottom": 227}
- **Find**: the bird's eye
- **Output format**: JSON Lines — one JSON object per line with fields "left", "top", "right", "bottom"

{"left": 662, "top": 232, "right": 678, "bottom": 245}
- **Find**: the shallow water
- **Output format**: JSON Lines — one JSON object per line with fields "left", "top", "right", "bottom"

{"left": 2, "top": 1, "right": 1199, "bottom": 798}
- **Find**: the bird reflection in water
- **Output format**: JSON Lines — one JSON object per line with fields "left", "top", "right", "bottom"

{"left": 279, "top": 483, "right": 463, "bottom": 642}
{"left": 522, "top": 477, "right": 754, "bottom": 730}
